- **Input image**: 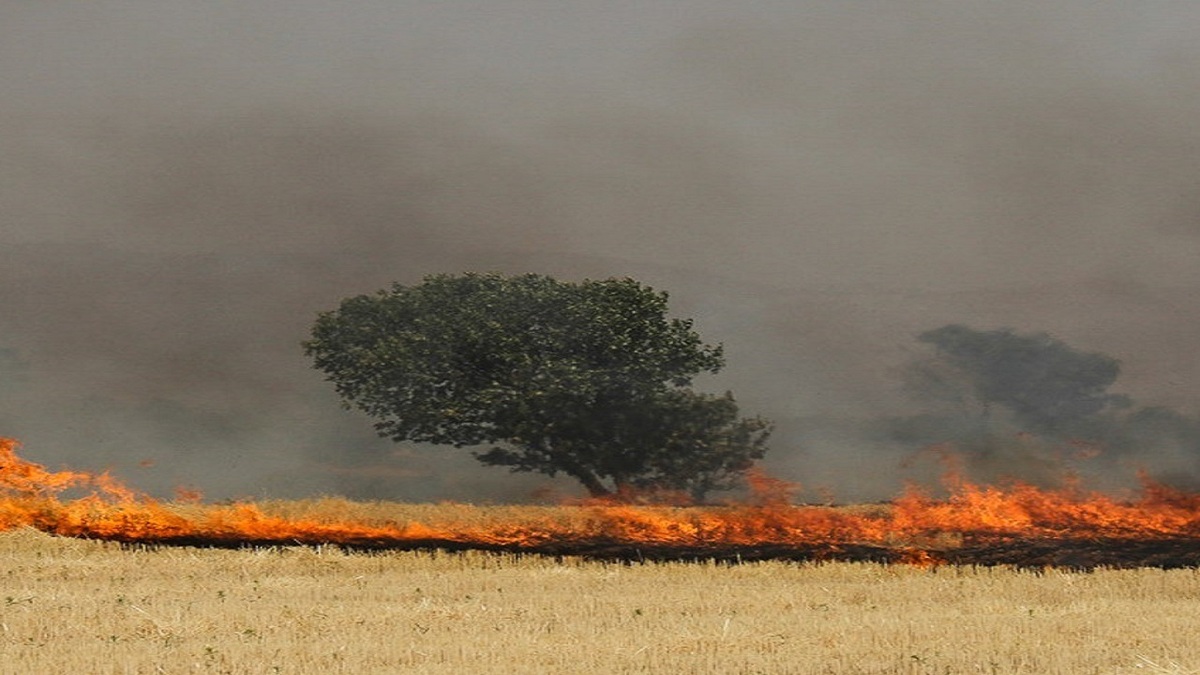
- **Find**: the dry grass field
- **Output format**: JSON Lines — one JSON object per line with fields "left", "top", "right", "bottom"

{"left": 2, "top": 526, "right": 1199, "bottom": 675}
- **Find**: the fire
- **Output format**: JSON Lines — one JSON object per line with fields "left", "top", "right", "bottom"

{"left": 2, "top": 437, "right": 1199, "bottom": 568}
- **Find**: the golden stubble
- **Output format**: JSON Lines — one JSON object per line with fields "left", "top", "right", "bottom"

{"left": 1, "top": 526, "right": 1198, "bottom": 674}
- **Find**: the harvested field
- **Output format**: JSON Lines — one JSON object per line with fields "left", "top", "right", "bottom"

{"left": 2, "top": 528, "right": 1200, "bottom": 674}
{"left": 5, "top": 438, "right": 1200, "bottom": 671}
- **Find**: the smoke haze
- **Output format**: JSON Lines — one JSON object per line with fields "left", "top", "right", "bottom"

{"left": 3, "top": 2, "right": 1199, "bottom": 501}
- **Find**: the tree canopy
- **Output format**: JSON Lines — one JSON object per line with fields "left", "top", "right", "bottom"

{"left": 889, "top": 324, "right": 1200, "bottom": 487}
{"left": 912, "top": 324, "right": 1128, "bottom": 433}
{"left": 304, "top": 273, "right": 771, "bottom": 499}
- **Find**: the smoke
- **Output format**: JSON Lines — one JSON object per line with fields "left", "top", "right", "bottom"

{"left": 2, "top": 2, "right": 1200, "bottom": 501}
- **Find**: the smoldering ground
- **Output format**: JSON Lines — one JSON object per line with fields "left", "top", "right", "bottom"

{"left": 2, "top": 2, "right": 1199, "bottom": 502}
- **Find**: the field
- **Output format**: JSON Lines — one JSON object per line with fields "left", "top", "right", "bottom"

{"left": 4, "top": 440, "right": 1200, "bottom": 673}
{"left": 3, "top": 525, "right": 1200, "bottom": 675}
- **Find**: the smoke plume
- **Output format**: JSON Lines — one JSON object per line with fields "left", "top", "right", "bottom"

{"left": 2, "top": 2, "right": 1199, "bottom": 501}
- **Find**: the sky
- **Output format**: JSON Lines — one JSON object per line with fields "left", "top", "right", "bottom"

{"left": 2, "top": 2, "right": 1199, "bottom": 502}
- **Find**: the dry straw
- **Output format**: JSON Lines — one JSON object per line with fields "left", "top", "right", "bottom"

{"left": 1, "top": 527, "right": 1198, "bottom": 674}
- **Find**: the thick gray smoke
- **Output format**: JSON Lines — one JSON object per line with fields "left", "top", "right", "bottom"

{"left": 2, "top": 2, "right": 1199, "bottom": 501}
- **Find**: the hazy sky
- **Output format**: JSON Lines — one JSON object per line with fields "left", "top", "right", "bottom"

{"left": 3, "top": 2, "right": 1199, "bottom": 501}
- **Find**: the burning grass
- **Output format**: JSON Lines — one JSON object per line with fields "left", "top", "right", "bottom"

{"left": 3, "top": 438, "right": 1200, "bottom": 569}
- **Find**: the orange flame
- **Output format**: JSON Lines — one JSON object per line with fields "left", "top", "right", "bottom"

{"left": 2, "top": 437, "right": 1199, "bottom": 567}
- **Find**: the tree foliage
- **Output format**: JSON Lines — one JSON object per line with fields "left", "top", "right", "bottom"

{"left": 304, "top": 273, "right": 771, "bottom": 499}
{"left": 892, "top": 324, "right": 1200, "bottom": 486}
{"left": 911, "top": 324, "right": 1129, "bottom": 433}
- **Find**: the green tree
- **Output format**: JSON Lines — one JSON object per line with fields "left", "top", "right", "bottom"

{"left": 304, "top": 273, "right": 771, "bottom": 499}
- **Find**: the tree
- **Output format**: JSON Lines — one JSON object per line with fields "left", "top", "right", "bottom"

{"left": 888, "top": 324, "right": 1200, "bottom": 488}
{"left": 908, "top": 324, "right": 1129, "bottom": 434}
{"left": 303, "top": 273, "right": 771, "bottom": 499}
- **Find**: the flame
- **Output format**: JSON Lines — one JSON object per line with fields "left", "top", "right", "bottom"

{"left": 2, "top": 437, "right": 1199, "bottom": 567}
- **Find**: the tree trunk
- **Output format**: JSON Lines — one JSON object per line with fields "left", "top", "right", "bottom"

{"left": 566, "top": 467, "right": 611, "bottom": 498}
{"left": 612, "top": 477, "right": 635, "bottom": 500}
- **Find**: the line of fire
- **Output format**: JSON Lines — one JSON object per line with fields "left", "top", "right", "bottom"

{"left": 3, "top": 438, "right": 1199, "bottom": 570}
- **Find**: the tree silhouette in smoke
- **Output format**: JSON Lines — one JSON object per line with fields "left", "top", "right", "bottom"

{"left": 304, "top": 273, "right": 771, "bottom": 500}
{"left": 885, "top": 324, "right": 1200, "bottom": 488}
{"left": 882, "top": 325, "right": 1138, "bottom": 484}
{"left": 912, "top": 324, "right": 1130, "bottom": 434}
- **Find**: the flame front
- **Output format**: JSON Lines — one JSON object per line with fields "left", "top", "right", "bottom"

{"left": 3, "top": 438, "right": 1199, "bottom": 567}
